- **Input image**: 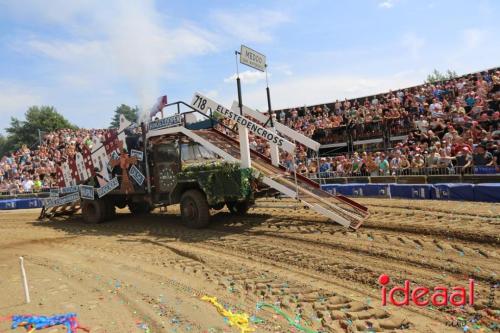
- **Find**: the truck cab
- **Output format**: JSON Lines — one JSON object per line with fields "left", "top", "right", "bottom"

{"left": 81, "top": 132, "right": 256, "bottom": 228}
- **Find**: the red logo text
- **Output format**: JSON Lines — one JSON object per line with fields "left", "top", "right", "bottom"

{"left": 378, "top": 274, "right": 474, "bottom": 307}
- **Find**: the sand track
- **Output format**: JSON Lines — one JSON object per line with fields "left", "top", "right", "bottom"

{"left": 0, "top": 198, "right": 498, "bottom": 333}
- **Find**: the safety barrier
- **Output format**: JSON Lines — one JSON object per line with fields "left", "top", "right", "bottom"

{"left": 473, "top": 183, "right": 500, "bottom": 203}
{"left": 321, "top": 183, "right": 500, "bottom": 203}
{"left": 0, "top": 187, "right": 58, "bottom": 199}
{"left": 0, "top": 198, "right": 44, "bottom": 210}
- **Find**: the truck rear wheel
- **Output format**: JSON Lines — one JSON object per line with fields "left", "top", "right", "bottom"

{"left": 180, "top": 189, "right": 209, "bottom": 229}
{"left": 226, "top": 201, "right": 251, "bottom": 215}
{"left": 128, "top": 201, "right": 151, "bottom": 215}
{"left": 82, "top": 199, "right": 106, "bottom": 224}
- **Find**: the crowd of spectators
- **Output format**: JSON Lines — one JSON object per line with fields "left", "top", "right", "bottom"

{"left": 274, "top": 68, "right": 500, "bottom": 177}
{"left": 0, "top": 129, "right": 108, "bottom": 194}
{"left": 2, "top": 68, "right": 499, "bottom": 195}
{"left": 217, "top": 68, "right": 499, "bottom": 177}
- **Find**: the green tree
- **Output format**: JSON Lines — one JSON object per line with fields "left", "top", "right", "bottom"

{"left": 5, "top": 106, "right": 76, "bottom": 149}
{"left": 426, "top": 69, "right": 458, "bottom": 83}
{"left": 0, "top": 134, "right": 15, "bottom": 157}
{"left": 109, "top": 104, "right": 139, "bottom": 128}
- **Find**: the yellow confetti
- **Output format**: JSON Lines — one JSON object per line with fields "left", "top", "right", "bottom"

{"left": 201, "top": 296, "right": 254, "bottom": 333}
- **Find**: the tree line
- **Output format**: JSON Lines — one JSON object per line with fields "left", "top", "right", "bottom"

{"left": 0, "top": 104, "right": 139, "bottom": 156}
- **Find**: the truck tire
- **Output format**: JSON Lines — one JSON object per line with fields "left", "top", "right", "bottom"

{"left": 82, "top": 199, "right": 106, "bottom": 224}
{"left": 226, "top": 201, "right": 250, "bottom": 215}
{"left": 180, "top": 189, "right": 210, "bottom": 229}
{"left": 128, "top": 201, "right": 151, "bottom": 215}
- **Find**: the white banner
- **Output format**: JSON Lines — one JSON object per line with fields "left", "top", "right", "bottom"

{"left": 130, "top": 149, "right": 144, "bottom": 161}
{"left": 191, "top": 93, "right": 295, "bottom": 153}
{"left": 129, "top": 165, "right": 145, "bottom": 186}
{"left": 148, "top": 114, "right": 182, "bottom": 131}
{"left": 79, "top": 185, "right": 95, "bottom": 200}
{"left": 60, "top": 185, "right": 79, "bottom": 194}
{"left": 96, "top": 177, "right": 119, "bottom": 198}
{"left": 231, "top": 101, "right": 321, "bottom": 151}
{"left": 240, "top": 45, "right": 266, "bottom": 72}
{"left": 44, "top": 192, "right": 80, "bottom": 209}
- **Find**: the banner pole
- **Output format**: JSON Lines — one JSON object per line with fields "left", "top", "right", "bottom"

{"left": 235, "top": 50, "right": 251, "bottom": 168}
{"left": 19, "top": 257, "right": 30, "bottom": 304}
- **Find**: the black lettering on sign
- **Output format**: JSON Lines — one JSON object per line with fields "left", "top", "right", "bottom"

{"left": 193, "top": 94, "right": 207, "bottom": 110}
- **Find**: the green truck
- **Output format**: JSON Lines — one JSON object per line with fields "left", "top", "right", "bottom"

{"left": 80, "top": 137, "right": 259, "bottom": 228}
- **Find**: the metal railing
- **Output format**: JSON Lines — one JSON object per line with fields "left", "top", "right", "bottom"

{"left": 306, "top": 165, "right": 498, "bottom": 181}
{"left": 0, "top": 187, "right": 59, "bottom": 199}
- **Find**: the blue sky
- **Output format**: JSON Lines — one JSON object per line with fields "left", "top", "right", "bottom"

{"left": 0, "top": 0, "right": 499, "bottom": 131}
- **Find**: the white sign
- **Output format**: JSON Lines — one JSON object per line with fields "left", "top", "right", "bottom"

{"left": 44, "top": 192, "right": 80, "bottom": 209}
{"left": 130, "top": 149, "right": 143, "bottom": 161}
{"left": 60, "top": 185, "right": 79, "bottom": 195}
{"left": 96, "top": 177, "right": 119, "bottom": 198}
{"left": 80, "top": 185, "right": 95, "bottom": 200}
{"left": 129, "top": 165, "right": 145, "bottom": 186}
{"left": 230, "top": 101, "right": 321, "bottom": 151}
{"left": 191, "top": 93, "right": 295, "bottom": 153}
{"left": 240, "top": 45, "right": 266, "bottom": 72}
{"left": 148, "top": 114, "right": 182, "bottom": 131}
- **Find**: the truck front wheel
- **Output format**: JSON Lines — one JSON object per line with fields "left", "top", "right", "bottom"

{"left": 82, "top": 199, "right": 106, "bottom": 224}
{"left": 180, "top": 189, "right": 210, "bottom": 229}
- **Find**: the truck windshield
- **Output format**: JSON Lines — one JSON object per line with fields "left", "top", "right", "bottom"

{"left": 181, "top": 143, "right": 217, "bottom": 162}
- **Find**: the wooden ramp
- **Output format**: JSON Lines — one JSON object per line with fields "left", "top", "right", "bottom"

{"left": 188, "top": 128, "right": 369, "bottom": 230}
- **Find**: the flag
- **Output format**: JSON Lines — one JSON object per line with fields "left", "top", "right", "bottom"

{"left": 103, "top": 130, "right": 121, "bottom": 155}
{"left": 67, "top": 156, "right": 80, "bottom": 184}
{"left": 150, "top": 95, "right": 168, "bottom": 118}
{"left": 55, "top": 167, "right": 65, "bottom": 187}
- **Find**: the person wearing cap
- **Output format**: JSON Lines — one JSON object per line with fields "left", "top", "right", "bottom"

{"left": 473, "top": 144, "right": 493, "bottom": 167}
{"left": 411, "top": 153, "right": 425, "bottom": 174}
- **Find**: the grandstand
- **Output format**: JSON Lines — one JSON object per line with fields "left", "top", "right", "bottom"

{"left": 271, "top": 67, "right": 499, "bottom": 181}
{"left": 1, "top": 67, "right": 499, "bottom": 198}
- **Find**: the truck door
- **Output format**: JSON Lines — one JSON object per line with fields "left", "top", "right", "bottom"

{"left": 153, "top": 143, "right": 180, "bottom": 193}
